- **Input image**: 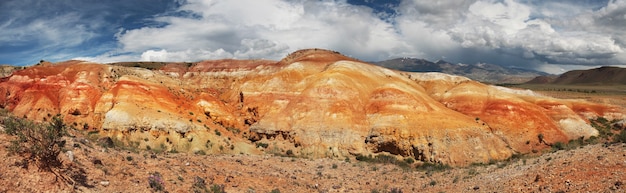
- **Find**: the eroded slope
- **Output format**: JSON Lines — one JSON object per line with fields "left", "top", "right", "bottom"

{"left": 0, "top": 49, "right": 623, "bottom": 166}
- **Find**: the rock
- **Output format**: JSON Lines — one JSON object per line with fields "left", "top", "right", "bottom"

{"left": 79, "top": 138, "right": 90, "bottom": 144}
{"left": 100, "top": 181, "right": 110, "bottom": 186}
{"left": 66, "top": 151, "right": 74, "bottom": 162}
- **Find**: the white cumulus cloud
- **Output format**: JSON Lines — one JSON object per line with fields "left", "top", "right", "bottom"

{"left": 75, "top": 0, "right": 626, "bottom": 74}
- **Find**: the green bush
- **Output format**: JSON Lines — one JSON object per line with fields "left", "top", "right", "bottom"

{"left": 614, "top": 130, "right": 626, "bottom": 143}
{"left": 416, "top": 162, "right": 451, "bottom": 174}
{"left": 551, "top": 142, "right": 565, "bottom": 151}
{"left": 4, "top": 115, "right": 68, "bottom": 171}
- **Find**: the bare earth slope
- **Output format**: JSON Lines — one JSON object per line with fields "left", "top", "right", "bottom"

{"left": 0, "top": 49, "right": 624, "bottom": 167}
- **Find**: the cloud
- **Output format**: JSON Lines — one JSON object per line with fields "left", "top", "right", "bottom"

{"left": 0, "top": 0, "right": 177, "bottom": 65}
{"left": 3, "top": 0, "right": 626, "bottom": 74}
{"left": 0, "top": 3, "right": 100, "bottom": 65}
{"left": 108, "top": 0, "right": 410, "bottom": 62}
{"left": 443, "top": 0, "right": 624, "bottom": 67}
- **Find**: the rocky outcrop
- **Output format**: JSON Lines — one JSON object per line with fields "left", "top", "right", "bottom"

{"left": 0, "top": 49, "right": 623, "bottom": 166}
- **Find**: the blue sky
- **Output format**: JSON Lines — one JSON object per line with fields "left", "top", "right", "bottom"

{"left": 1, "top": 0, "right": 626, "bottom": 74}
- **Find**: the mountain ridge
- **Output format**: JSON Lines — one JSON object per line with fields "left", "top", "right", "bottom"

{"left": 375, "top": 57, "right": 548, "bottom": 84}
{"left": 524, "top": 66, "right": 626, "bottom": 85}
{"left": 552, "top": 66, "right": 626, "bottom": 85}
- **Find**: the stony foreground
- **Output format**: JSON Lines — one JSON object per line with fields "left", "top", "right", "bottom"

{"left": 1, "top": 130, "right": 625, "bottom": 193}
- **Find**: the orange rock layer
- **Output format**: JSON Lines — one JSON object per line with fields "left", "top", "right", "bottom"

{"left": 1, "top": 49, "right": 623, "bottom": 166}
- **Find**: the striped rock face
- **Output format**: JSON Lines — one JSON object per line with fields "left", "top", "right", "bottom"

{"left": 1, "top": 49, "right": 623, "bottom": 166}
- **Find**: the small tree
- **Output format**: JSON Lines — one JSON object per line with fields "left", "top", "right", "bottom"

{"left": 4, "top": 114, "right": 68, "bottom": 171}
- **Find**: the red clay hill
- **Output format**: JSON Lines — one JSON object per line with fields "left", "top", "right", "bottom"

{"left": 0, "top": 49, "right": 624, "bottom": 166}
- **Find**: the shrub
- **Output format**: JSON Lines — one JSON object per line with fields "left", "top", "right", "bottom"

{"left": 195, "top": 150, "right": 207, "bottom": 155}
{"left": 467, "top": 168, "right": 478, "bottom": 176}
{"left": 416, "top": 162, "right": 451, "bottom": 174}
{"left": 226, "top": 127, "right": 240, "bottom": 134}
{"left": 615, "top": 130, "right": 626, "bottom": 143}
{"left": 355, "top": 154, "right": 372, "bottom": 162}
{"left": 148, "top": 172, "right": 165, "bottom": 192}
{"left": 191, "top": 176, "right": 208, "bottom": 193}
{"left": 590, "top": 117, "right": 614, "bottom": 140}
{"left": 551, "top": 142, "right": 565, "bottom": 151}
{"left": 255, "top": 142, "right": 269, "bottom": 148}
{"left": 4, "top": 115, "right": 68, "bottom": 171}
{"left": 403, "top": 157, "right": 415, "bottom": 164}
{"left": 210, "top": 184, "right": 225, "bottom": 193}
{"left": 354, "top": 154, "right": 412, "bottom": 169}
{"left": 285, "top": 149, "right": 294, "bottom": 156}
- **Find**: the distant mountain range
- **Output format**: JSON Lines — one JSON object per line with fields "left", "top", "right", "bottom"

{"left": 374, "top": 58, "right": 549, "bottom": 84}
{"left": 526, "top": 66, "right": 626, "bottom": 85}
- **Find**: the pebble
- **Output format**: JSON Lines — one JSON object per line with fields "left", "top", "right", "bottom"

{"left": 66, "top": 151, "right": 74, "bottom": 162}
{"left": 100, "top": 181, "right": 110, "bottom": 186}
